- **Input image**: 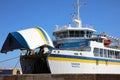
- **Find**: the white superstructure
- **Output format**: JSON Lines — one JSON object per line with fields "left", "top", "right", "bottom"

{"left": 47, "top": 0, "right": 120, "bottom": 74}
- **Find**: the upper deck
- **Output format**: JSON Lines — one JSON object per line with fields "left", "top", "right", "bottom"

{"left": 53, "top": 26, "right": 96, "bottom": 40}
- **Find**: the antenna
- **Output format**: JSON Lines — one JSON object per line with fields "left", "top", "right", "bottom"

{"left": 73, "top": 0, "right": 82, "bottom": 28}
{"left": 77, "top": 0, "right": 80, "bottom": 20}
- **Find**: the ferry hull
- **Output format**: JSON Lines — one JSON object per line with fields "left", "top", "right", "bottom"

{"left": 48, "top": 54, "right": 120, "bottom": 74}
{"left": 20, "top": 52, "right": 120, "bottom": 74}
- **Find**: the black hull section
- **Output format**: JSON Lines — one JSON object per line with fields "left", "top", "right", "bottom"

{"left": 20, "top": 55, "right": 51, "bottom": 74}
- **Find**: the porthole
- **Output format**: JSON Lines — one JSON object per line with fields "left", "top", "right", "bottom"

{"left": 80, "top": 53, "right": 82, "bottom": 55}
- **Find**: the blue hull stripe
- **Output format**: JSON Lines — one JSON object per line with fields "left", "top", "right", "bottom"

{"left": 49, "top": 54, "right": 120, "bottom": 63}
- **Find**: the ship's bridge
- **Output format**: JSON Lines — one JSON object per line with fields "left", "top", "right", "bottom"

{"left": 53, "top": 26, "right": 96, "bottom": 40}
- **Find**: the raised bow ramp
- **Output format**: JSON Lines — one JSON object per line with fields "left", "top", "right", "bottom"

{"left": 1, "top": 27, "right": 54, "bottom": 53}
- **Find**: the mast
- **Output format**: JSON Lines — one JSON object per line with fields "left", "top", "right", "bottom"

{"left": 77, "top": 0, "right": 80, "bottom": 20}
{"left": 73, "top": 0, "right": 82, "bottom": 28}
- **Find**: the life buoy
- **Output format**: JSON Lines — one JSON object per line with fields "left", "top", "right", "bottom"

{"left": 104, "top": 40, "right": 111, "bottom": 45}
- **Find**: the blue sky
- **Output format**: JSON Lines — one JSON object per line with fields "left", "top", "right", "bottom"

{"left": 0, "top": 0, "right": 120, "bottom": 68}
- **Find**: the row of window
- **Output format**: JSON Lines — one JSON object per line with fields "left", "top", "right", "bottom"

{"left": 53, "top": 30, "right": 93, "bottom": 39}
{"left": 93, "top": 48, "right": 120, "bottom": 59}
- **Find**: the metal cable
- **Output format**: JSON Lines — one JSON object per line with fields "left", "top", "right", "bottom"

{"left": 0, "top": 56, "right": 19, "bottom": 63}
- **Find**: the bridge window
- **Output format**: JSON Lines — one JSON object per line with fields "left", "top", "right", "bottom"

{"left": 75, "top": 31, "right": 79, "bottom": 37}
{"left": 53, "top": 31, "right": 69, "bottom": 39}
{"left": 80, "top": 31, "right": 85, "bottom": 37}
{"left": 69, "top": 31, "right": 74, "bottom": 37}
{"left": 86, "top": 31, "right": 92, "bottom": 38}
{"left": 63, "top": 31, "right": 68, "bottom": 37}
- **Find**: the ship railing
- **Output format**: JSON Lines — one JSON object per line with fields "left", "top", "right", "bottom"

{"left": 105, "top": 45, "right": 120, "bottom": 50}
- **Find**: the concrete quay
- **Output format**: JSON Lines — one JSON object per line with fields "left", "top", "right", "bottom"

{"left": 1, "top": 74, "right": 120, "bottom": 80}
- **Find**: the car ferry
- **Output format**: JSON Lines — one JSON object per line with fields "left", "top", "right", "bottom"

{"left": 1, "top": 0, "right": 120, "bottom": 74}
